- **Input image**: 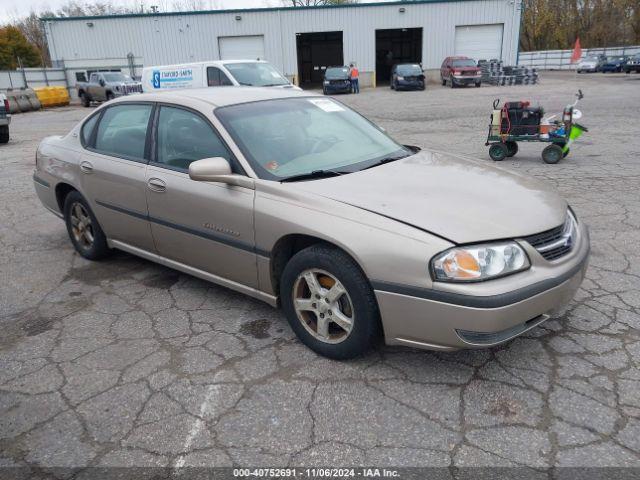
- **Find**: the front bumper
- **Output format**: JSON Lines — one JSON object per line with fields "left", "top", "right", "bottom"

{"left": 395, "top": 80, "right": 425, "bottom": 90}
{"left": 376, "top": 222, "right": 590, "bottom": 351}
{"left": 452, "top": 75, "right": 481, "bottom": 86}
{"left": 324, "top": 82, "right": 352, "bottom": 94}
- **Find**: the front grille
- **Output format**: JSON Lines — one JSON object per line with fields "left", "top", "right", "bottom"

{"left": 523, "top": 215, "right": 575, "bottom": 261}
{"left": 329, "top": 80, "right": 349, "bottom": 85}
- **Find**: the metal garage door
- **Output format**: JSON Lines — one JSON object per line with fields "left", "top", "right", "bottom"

{"left": 219, "top": 35, "right": 265, "bottom": 61}
{"left": 454, "top": 24, "right": 504, "bottom": 61}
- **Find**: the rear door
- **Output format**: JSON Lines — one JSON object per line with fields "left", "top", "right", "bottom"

{"left": 144, "top": 104, "right": 258, "bottom": 287}
{"left": 79, "top": 102, "right": 155, "bottom": 251}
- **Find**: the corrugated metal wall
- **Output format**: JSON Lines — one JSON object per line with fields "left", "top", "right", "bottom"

{"left": 45, "top": 0, "right": 521, "bottom": 75}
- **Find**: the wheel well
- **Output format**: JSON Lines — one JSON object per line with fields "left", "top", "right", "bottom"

{"left": 271, "top": 234, "right": 357, "bottom": 298}
{"left": 55, "top": 183, "right": 76, "bottom": 212}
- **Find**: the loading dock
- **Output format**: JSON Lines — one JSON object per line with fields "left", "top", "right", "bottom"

{"left": 375, "top": 28, "right": 422, "bottom": 85}
{"left": 296, "top": 31, "right": 344, "bottom": 88}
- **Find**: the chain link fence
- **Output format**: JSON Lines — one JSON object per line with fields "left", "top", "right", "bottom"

{"left": 518, "top": 45, "right": 640, "bottom": 70}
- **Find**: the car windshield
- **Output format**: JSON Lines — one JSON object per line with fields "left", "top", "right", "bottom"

{"left": 216, "top": 97, "right": 410, "bottom": 180}
{"left": 102, "top": 73, "right": 130, "bottom": 82}
{"left": 584, "top": 56, "right": 599, "bottom": 62}
{"left": 325, "top": 67, "right": 350, "bottom": 80}
{"left": 451, "top": 59, "right": 477, "bottom": 67}
{"left": 223, "top": 62, "right": 290, "bottom": 86}
{"left": 396, "top": 64, "right": 422, "bottom": 76}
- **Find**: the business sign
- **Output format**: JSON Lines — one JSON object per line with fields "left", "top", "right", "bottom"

{"left": 150, "top": 68, "right": 194, "bottom": 89}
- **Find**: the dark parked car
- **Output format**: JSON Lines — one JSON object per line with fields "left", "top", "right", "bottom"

{"left": 624, "top": 54, "right": 640, "bottom": 73}
{"left": 601, "top": 56, "right": 628, "bottom": 73}
{"left": 440, "top": 56, "right": 482, "bottom": 88}
{"left": 322, "top": 66, "right": 352, "bottom": 95}
{"left": 390, "top": 63, "right": 425, "bottom": 91}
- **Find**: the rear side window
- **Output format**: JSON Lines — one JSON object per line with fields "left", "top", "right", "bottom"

{"left": 207, "top": 67, "right": 233, "bottom": 87}
{"left": 94, "top": 104, "right": 152, "bottom": 161}
{"left": 80, "top": 113, "right": 99, "bottom": 147}
{"left": 155, "top": 106, "right": 232, "bottom": 171}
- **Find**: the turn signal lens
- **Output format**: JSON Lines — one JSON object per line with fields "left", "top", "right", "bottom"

{"left": 431, "top": 242, "right": 530, "bottom": 282}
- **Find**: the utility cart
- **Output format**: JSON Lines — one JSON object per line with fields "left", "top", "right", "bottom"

{"left": 485, "top": 90, "right": 587, "bottom": 164}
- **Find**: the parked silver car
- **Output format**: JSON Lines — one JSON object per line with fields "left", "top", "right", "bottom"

{"left": 33, "top": 88, "right": 590, "bottom": 358}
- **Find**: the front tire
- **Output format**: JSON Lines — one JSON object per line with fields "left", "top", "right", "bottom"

{"left": 489, "top": 143, "right": 508, "bottom": 161}
{"left": 542, "top": 144, "right": 563, "bottom": 164}
{"left": 281, "top": 245, "right": 381, "bottom": 359}
{"left": 0, "top": 125, "right": 8, "bottom": 144}
{"left": 63, "top": 191, "right": 111, "bottom": 260}
{"left": 450, "top": 75, "right": 455, "bottom": 88}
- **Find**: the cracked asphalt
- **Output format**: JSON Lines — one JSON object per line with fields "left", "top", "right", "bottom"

{"left": 1, "top": 71, "right": 639, "bottom": 473}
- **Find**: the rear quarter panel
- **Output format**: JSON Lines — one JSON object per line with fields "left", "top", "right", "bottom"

{"left": 35, "top": 128, "right": 85, "bottom": 215}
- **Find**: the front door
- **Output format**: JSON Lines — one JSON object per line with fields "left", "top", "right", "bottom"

{"left": 80, "top": 103, "right": 155, "bottom": 251}
{"left": 145, "top": 104, "right": 257, "bottom": 287}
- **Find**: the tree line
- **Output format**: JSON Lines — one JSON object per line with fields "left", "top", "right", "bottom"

{"left": 1, "top": 0, "right": 638, "bottom": 70}
{"left": 520, "top": 0, "right": 639, "bottom": 51}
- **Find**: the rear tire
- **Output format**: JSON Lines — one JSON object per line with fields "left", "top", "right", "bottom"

{"left": 489, "top": 143, "right": 508, "bottom": 161}
{"left": 106, "top": 92, "right": 115, "bottom": 101}
{"left": 281, "top": 244, "right": 381, "bottom": 359}
{"left": 0, "top": 125, "right": 8, "bottom": 144}
{"left": 80, "top": 92, "right": 91, "bottom": 107}
{"left": 475, "top": 81, "right": 481, "bottom": 88}
{"left": 63, "top": 191, "right": 111, "bottom": 260}
{"left": 441, "top": 78, "right": 446, "bottom": 86}
{"left": 542, "top": 144, "right": 563, "bottom": 164}
{"left": 505, "top": 141, "right": 518, "bottom": 157}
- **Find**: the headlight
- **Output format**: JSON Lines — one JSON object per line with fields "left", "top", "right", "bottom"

{"left": 431, "top": 242, "right": 530, "bottom": 282}
{"left": 397, "top": 76, "right": 404, "bottom": 81}
{"left": 323, "top": 80, "right": 330, "bottom": 85}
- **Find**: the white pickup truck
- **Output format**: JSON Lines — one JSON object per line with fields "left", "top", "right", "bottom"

{"left": 0, "top": 93, "right": 10, "bottom": 144}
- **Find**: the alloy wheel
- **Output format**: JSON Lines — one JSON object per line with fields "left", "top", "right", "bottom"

{"left": 70, "top": 202, "right": 94, "bottom": 249}
{"left": 292, "top": 268, "right": 354, "bottom": 344}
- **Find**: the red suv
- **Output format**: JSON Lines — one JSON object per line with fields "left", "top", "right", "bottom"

{"left": 440, "top": 56, "right": 482, "bottom": 88}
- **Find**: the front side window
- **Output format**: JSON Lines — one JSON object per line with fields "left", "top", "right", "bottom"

{"left": 223, "top": 62, "right": 289, "bottom": 87}
{"left": 156, "top": 106, "right": 232, "bottom": 171}
{"left": 216, "top": 97, "right": 409, "bottom": 180}
{"left": 207, "top": 67, "right": 233, "bottom": 87}
{"left": 94, "top": 104, "right": 152, "bottom": 161}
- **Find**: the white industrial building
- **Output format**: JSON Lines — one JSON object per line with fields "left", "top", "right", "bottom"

{"left": 43, "top": 0, "right": 523, "bottom": 91}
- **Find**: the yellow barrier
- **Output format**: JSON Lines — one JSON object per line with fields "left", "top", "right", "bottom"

{"left": 34, "top": 86, "right": 70, "bottom": 108}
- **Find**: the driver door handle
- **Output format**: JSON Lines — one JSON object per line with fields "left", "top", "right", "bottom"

{"left": 79, "top": 161, "right": 93, "bottom": 174}
{"left": 147, "top": 177, "right": 166, "bottom": 193}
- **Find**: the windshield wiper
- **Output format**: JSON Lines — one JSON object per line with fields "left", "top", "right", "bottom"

{"left": 262, "top": 83, "right": 287, "bottom": 87}
{"left": 361, "top": 153, "right": 410, "bottom": 171}
{"left": 280, "top": 169, "right": 348, "bottom": 182}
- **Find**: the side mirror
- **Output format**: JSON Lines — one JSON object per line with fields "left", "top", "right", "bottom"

{"left": 188, "top": 157, "right": 254, "bottom": 189}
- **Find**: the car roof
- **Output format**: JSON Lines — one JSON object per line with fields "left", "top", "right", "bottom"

{"left": 143, "top": 59, "right": 268, "bottom": 70}
{"left": 114, "top": 86, "right": 317, "bottom": 108}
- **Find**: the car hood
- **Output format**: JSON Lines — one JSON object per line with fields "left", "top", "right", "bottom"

{"left": 291, "top": 150, "right": 567, "bottom": 244}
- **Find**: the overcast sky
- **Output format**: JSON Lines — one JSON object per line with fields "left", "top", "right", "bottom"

{"left": 1, "top": 0, "right": 391, "bottom": 21}
{"left": 1, "top": 0, "right": 288, "bottom": 21}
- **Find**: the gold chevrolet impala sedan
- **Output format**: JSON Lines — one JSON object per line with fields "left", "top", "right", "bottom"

{"left": 33, "top": 88, "right": 590, "bottom": 359}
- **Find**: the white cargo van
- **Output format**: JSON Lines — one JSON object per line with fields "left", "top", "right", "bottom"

{"left": 141, "top": 60, "right": 300, "bottom": 92}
